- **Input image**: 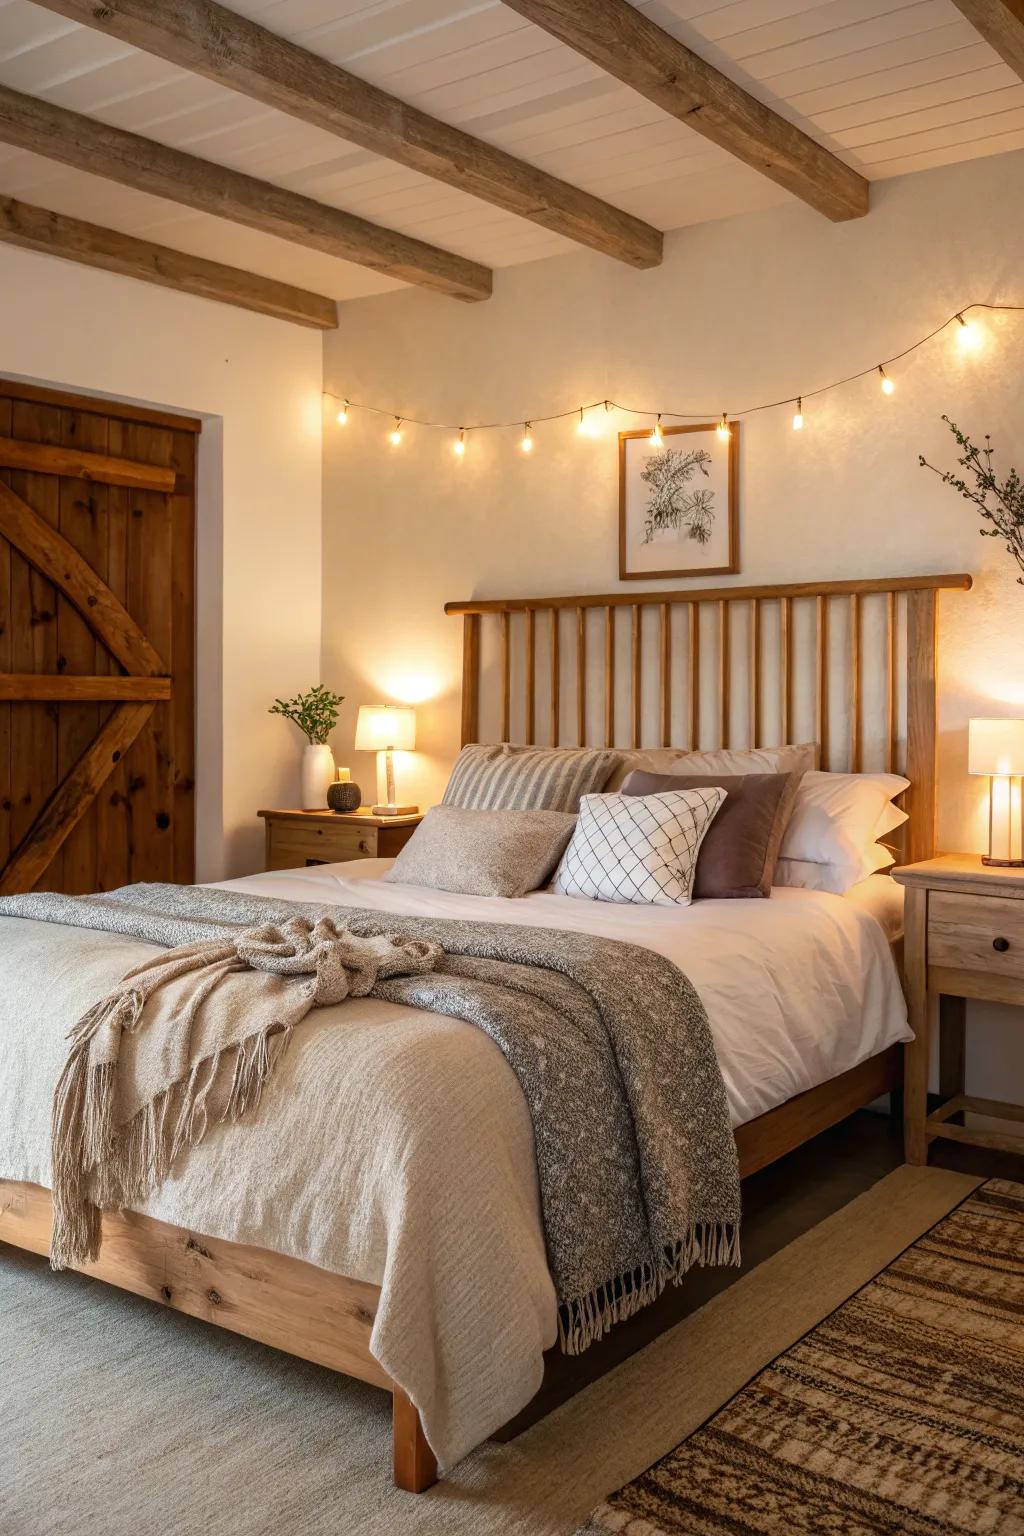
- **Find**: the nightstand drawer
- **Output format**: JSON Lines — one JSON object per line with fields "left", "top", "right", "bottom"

{"left": 928, "top": 890, "right": 1024, "bottom": 982}
{"left": 267, "top": 822, "right": 375, "bottom": 870}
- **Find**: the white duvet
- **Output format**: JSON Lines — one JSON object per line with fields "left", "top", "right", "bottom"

{"left": 0, "top": 861, "right": 909, "bottom": 1468}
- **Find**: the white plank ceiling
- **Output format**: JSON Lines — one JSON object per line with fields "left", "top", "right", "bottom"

{"left": 0, "top": 0, "right": 1019, "bottom": 301}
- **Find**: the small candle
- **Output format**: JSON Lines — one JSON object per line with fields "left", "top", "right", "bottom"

{"left": 336, "top": 766, "right": 351, "bottom": 783}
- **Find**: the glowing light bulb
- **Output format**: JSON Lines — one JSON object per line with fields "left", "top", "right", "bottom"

{"left": 336, "top": 400, "right": 349, "bottom": 425}
{"left": 792, "top": 398, "right": 803, "bottom": 432}
{"left": 389, "top": 418, "right": 403, "bottom": 446}
{"left": 453, "top": 428, "right": 466, "bottom": 458}
{"left": 956, "top": 313, "right": 981, "bottom": 351}
{"left": 576, "top": 407, "right": 596, "bottom": 438}
{"left": 650, "top": 414, "right": 664, "bottom": 447}
{"left": 878, "top": 366, "right": 894, "bottom": 396}
{"left": 717, "top": 413, "right": 731, "bottom": 441}
{"left": 520, "top": 423, "right": 533, "bottom": 453}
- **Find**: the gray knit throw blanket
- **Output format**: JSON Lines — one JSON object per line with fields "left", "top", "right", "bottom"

{"left": 0, "top": 882, "right": 741, "bottom": 1351}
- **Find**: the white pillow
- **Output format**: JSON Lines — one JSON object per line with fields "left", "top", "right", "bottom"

{"left": 776, "top": 846, "right": 893, "bottom": 895}
{"left": 554, "top": 788, "right": 725, "bottom": 906}
{"left": 776, "top": 770, "right": 909, "bottom": 894}
{"left": 875, "top": 800, "right": 909, "bottom": 841}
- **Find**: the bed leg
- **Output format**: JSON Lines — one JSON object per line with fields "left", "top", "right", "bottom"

{"left": 392, "top": 1386, "right": 437, "bottom": 1493}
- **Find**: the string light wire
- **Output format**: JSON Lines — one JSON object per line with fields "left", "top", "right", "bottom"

{"left": 324, "top": 301, "right": 1019, "bottom": 440}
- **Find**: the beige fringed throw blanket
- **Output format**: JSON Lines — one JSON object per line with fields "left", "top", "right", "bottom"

{"left": 0, "top": 882, "right": 741, "bottom": 1352}
{"left": 49, "top": 918, "right": 441, "bottom": 1271}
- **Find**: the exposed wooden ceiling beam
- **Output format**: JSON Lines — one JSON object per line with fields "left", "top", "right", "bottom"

{"left": 951, "top": 0, "right": 1024, "bottom": 76}
{"left": 0, "top": 195, "right": 338, "bottom": 329}
{"left": 501, "top": 0, "right": 869, "bottom": 223}
{"left": 0, "top": 85, "right": 490, "bottom": 303}
{"left": 29, "top": 0, "right": 662, "bottom": 270}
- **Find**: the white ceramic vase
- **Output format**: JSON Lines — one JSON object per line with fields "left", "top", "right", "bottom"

{"left": 301, "top": 743, "right": 335, "bottom": 809}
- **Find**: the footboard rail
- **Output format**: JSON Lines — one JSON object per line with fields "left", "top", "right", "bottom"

{"left": 0, "top": 1180, "right": 437, "bottom": 1493}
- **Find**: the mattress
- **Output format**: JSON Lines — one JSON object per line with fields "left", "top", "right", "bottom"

{"left": 218, "top": 859, "right": 911, "bottom": 1130}
{"left": 0, "top": 861, "right": 910, "bottom": 1467}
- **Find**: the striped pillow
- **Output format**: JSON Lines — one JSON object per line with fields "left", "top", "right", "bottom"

{"left": 442, "top": 744, "right": 621, "bottom": 813}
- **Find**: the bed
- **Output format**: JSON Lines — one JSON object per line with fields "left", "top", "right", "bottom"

{"left": 0, "top": 572, "right": 971, "bottom": 1491}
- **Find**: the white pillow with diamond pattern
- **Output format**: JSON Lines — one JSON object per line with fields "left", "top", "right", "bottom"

{"left": 554, "top": 787, "right": 726, "bottom": 906}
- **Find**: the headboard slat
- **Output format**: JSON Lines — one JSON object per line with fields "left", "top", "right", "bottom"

{"left": 604, "top": 607, "right": 615, "bottom": 749}
{"left": 780, "top": 596, "right": 792, "bottom": 745}
{"left": 447, "top": 574, "right": 971, "bottom": 864}
{"left": 524, "top": 608, "right": 536, "bottom": 746}
{"left": 816, "top": 595, "right": 830, "bottom": 770}
{"left": 659, "top": 603, "right": 671, "bottom": 749}
{"left": 850, "top": 592, "right": 862, "bottom": 774}
{"left": 576, "top": 607, "right": 586, "bottom": 748}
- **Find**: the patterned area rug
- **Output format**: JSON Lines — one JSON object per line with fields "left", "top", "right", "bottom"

{"left": 575, "top": 1178, "right": 1024, "bottom": 1536}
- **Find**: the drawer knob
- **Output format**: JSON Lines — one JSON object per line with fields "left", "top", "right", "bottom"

{"left": 993, "top": 936, "right": 1011, "bottom": 953}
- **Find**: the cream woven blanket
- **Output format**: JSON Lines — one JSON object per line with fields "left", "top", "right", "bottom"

{"left": 49, "top": 917, "right": 440, "bottom": 1269}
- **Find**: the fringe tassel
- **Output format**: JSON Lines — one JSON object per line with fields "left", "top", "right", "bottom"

{"left": 49, "top": 1020, "right": 291, "bottom": 1272}
{"left": 556, "top": 1222, "right": 741, "bottom": 1355}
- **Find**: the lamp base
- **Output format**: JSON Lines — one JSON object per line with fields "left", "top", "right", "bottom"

{"left": 372, "top": 803, "right": 418, "bottom": 818}
{"left": 981, "top": 854, "right": 1024, "bottom": 867}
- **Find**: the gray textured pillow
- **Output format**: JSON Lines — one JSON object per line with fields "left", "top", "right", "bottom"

{"left": 442, "top": 743, "right": 620, "bottom": 812}
{"left": 385, "top": 806, "right": 577, "bottom": 898}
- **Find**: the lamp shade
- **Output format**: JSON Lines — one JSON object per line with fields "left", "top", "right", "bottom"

{"left": 968, "top": 718, "right": 1024, "bottom": 777}
{"left": 355, "top": 704, "right": 416, "bottom": 753}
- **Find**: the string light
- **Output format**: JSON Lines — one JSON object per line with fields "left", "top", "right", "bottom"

{"left": 956, "top": 313, "right": 981, "bottom": 351}
{"left": 325, "top": 301, "right": 1022, "bottom": 453}
{"left": 453, "top": 427, "right": 466, "bottom": 457}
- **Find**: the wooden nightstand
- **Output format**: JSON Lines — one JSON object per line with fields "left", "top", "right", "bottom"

{"left": 258, "top": 809, "right": 423, "bottom": 872}
{"left": 893, "top": 854, "right": 1024, "bottom": 1165}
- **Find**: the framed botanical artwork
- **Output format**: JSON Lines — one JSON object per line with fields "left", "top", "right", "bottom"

{"left": 618, "top": 421, "right": 739, "bottom": 581}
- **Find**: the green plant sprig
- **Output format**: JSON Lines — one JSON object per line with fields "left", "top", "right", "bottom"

{"left": 920, "top": 416, "right": 1024, "bottom": 585}
{"left": 269, "top": 684, "right": 344, "bottom": 745}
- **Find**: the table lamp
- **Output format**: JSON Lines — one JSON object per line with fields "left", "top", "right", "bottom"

{"left": 968, "top": 718, "right": 1024, "bottom": 866}
{"left": 355, "top": 704, "right": 417, "bottom": 816}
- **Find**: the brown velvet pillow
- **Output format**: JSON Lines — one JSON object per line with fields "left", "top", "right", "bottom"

{"left": 619, "top": 770, "right": 804, "bottom": 899}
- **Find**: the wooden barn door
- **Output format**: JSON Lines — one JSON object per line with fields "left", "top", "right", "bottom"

{"left": 0, "top": 379, "right": 197, "bottom": 895}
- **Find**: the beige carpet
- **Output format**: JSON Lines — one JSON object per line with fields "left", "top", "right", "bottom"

{"left": 1, "top": 1165, "right": 978, "bottom": 1536}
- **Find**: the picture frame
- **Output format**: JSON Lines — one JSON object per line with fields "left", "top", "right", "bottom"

{"left": 618, "top": 421, "right": 739, "bottom": 581}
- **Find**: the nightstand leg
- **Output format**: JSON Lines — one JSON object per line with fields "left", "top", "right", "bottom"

{"left": 939, "top": 994, "right": 966, "bottom": 1102}
{"left": 903, "top": 886, "right": 930, "bottom": 1165}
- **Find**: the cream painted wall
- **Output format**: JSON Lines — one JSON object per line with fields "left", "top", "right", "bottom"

{"left": 1, "top": 244, "right": 323, "bottom": 879}
{"left": 323, "top": 149, "right": 1024, "bottom": 1097}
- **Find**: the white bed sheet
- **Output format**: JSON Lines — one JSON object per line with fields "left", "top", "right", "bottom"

{"left": 218, "top": 859, "right": 911, "bottom": 1130}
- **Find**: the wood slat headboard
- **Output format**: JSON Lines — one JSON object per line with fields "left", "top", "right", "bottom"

{"left": 445, "top": 573, "right": 973, "bottom": 865}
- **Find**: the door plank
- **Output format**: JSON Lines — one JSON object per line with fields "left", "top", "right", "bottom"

{"left": 0, "top": 702, "right": 154, "bottom": 894}
{"left": 57, "top": 406, "right": 108, "bottom": 893}
{"left": 123, "top": 421, "right": 175, "bottom": 882}
{"left": 0, "top": 675, "right": 171, "bottom": 701}
{"left": 8, "top": 399, "right": 61, "bottom": 883}
{"left": 0, "top": 436, "right": 176, "bottom": 491}
{"left": 0, "top": 394, "right": 10, "bottom": 870}
{"left": 0, "top": 479, "right": 163, "bottom": 674}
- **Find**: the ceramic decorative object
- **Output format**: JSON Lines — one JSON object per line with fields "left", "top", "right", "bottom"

{"left": 328, "top": 779, "right": 362, "bottom": 813}
{"left": 301, "top": 743, "right": 336, "bottom": 810}
{"left": 268, "top": 684, "right": 344, "bottom": 811}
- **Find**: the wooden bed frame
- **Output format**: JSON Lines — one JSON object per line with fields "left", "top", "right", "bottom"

{"left": 0, "top": 571, "right": 971, "bottom": 1493}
